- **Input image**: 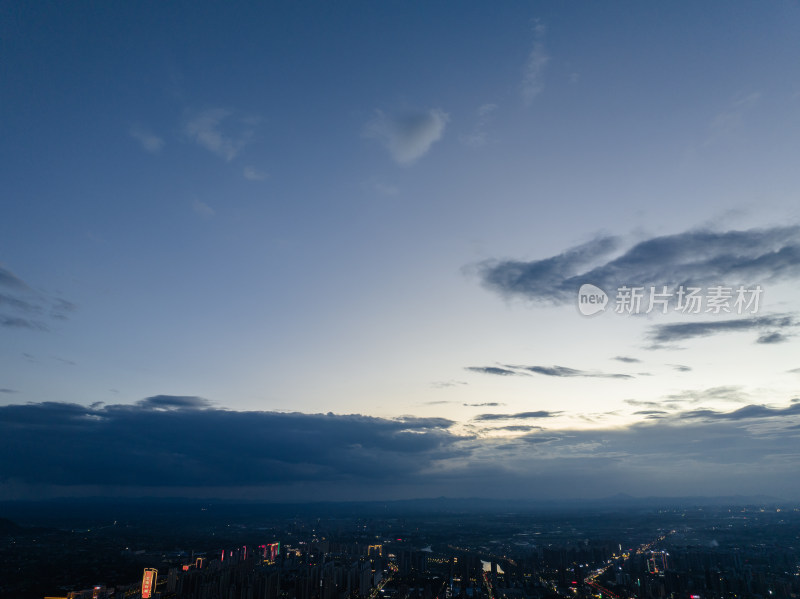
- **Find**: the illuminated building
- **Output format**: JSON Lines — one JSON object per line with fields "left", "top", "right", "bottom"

{"left": 141, "top": 568, "right": 158, "bottom": 599}
{"left": 647, "top": 551, "right": 668, "bottom": 574}
{"left": 268, "top": 541, "right": 280, "bottom": 562}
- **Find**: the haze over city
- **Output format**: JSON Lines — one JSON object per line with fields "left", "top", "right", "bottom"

{"left": 2, "top": 2, "right": 800, "bottom": 502}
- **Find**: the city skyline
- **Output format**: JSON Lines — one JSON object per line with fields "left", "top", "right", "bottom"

{"left": 2, "top": 2, "right": 800, "bottom": 500}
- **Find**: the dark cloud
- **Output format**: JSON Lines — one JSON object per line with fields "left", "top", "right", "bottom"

{"left": 473, "top": 411, "right": 558, "bottom": 421}
{"left": 0, "top": 388, "right": 17, "bottom": 394}
{"left": 137, "top": 395, "right": 212, "bottom": 410}
{"left": 670, "top": 364, "right": 692, "bottom": 372}
{"left": 0, "top": 401, "right": 467, "bottom": 489}
{"left": 648, "top": 314, "right": 796, "bottom": 346}
{"left": 479, "top": 226, "right": 800, "bottom": 303}
{"left": 613, "top": 356, "right": 641, "bottom": 363}
{"left": 465, "top": 366, "right": 520, "bottom": 376}
{"left": 464, "top": 402, "right": 504, "bottom": 407}
{"left": 756, "top": 331, "right": 789, "bottom": 344}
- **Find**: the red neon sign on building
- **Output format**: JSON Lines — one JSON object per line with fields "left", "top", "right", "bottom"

{"left": 141, "top": 568, "right": 157, "bottom": 599}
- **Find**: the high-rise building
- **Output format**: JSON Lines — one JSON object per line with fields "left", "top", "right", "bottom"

{"left": 141, "top": 568, "right": 158, "bottom": 599}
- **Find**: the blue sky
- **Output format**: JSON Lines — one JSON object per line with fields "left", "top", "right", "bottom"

{"left": 2, "top": 1, "right": 800, "bottom": 501}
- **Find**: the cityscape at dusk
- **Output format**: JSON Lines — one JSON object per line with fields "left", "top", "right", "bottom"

{"left": 2, "top": 2, "right": 800, "bottom": 598}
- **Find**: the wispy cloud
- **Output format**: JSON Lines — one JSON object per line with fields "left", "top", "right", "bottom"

{"left": 465, "top": 366, "right": 521, "bottom": 376}
{"left": 665, "top": 385, "right": 748, "bottom": 404}
{"left": 613, "top": 356, "right": 641, "bottom": 364}
{"left": 648, "top": 314, "right": 796, "bottom": 346}
{"left": 129, "top": 124, "right": 164, "bottom": 154}
{"left": 0, "top": 264, "right": 75, "bottom": 331}
{"left": 676, "top": 403, "right": 800, "bottom": 422}
{"left": 0, "top": 292, "right": 40, "bottom": 314}
{"left": 474, "top": 411, "right": 559, "bottom": 421}
{"left": 468, "top": 364, "right": 632, "bottom": 379}
{"left": 479, "top": 226, "right": 800, "bottom": 304}
{"left": 50, "top": 298, "right": 76, "bottom": 320}
{"left": 373, "top": 182, "right": 400, "bottom": 196}
{"left": 625, "top": 399, "right": 674, "bottom": 409}
{"left": 192, "top": 200, "right": 215, "bottom": 219}
{"left": 364, "top": 108, "right": 449, "bottom": 165}
{"left": 756, "top": 331, "right": 790, "bottom": 344}
{"left": 184, "top": 109, "right": 256, "bottom": 161}
{"left": 0, "top": 315, "right": 47, "bottom": 330}
{"left": 520, "top": 365, "right": 633, "bottom": 379}
{"left": 243, "top": 166, "right": 268, "bottom": 181}
{"left": 706, "top": 92, "right": 761, "bottom": 144}
{"left": 491, "top": 424, "right": 541, "bottom": 432}
{"left": 431, "top": 380, "right": 468, "bottom": 389}
{"left": 633, "top": 410, "right": 669, "bottom": 417}
{"left": 0, "top": 266, "right": 28, "bottom": 290}
{"left": 460, "top": 103, "right": 498, "bottom": 148}
{"left": 0, "top": 388, "right": 18, "bottom": 394}
{"left": 522, "top": 19, "right": 549, "bottom": 104}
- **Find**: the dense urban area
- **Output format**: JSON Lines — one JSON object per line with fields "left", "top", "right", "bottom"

{"left": 1, "top": 499, "right": 799, "bottom": 599}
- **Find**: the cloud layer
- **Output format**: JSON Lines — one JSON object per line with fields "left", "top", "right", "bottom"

{"left": 0, "top": 399, "right": 465, "bottom": 489}
{"left": 2, "top": 398, "right": 800, "bottom": 500}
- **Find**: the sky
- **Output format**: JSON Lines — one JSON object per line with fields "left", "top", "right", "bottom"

{"left": 2, "top": 1, "right": 800, "bottom": 502}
